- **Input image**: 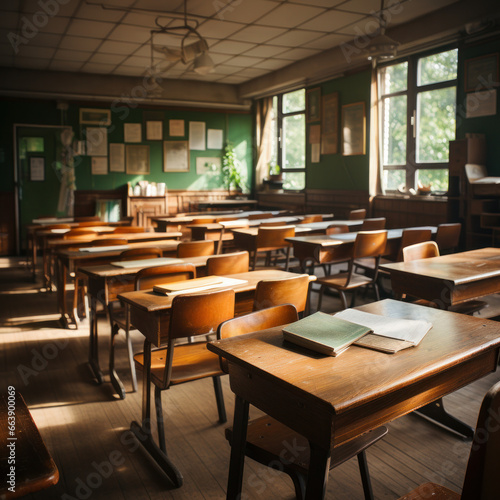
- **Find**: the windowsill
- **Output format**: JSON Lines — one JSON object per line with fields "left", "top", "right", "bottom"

{"left": 376, "top": 193, "right": 448, "bottom": 201}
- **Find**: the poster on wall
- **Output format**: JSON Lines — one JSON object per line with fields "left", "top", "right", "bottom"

{"left": 164, "top": 141, "right": 189, "bottom": 172}
{"left": 207, "top": 129, "right": 223, "bottom": 149}
{"left": 189, "top": 121, "right": 206, "bottom": 150}
{"left": 109, "top": 143, "right": 125, "bottom": 172}
{"left": 169, "top": 119, "right": 185, "bottom": 137}
{"left": 320, "top": 92, "right": 338, "bottom": 155}
{"left": 91, "top": 157, "right": 108, "bottom": 175}
{"left": 126, "top": 145, "right": 150, "bottom": 174}
{"left": 124, "top": 123, "right": 142, "bottom": 143}
{"left": 30, "top": 157, "right": 45, "bottom": 181}
{"left": 146, "top": 121, "right": 163, "bottom": 140}
{"left": 342, "top": 101, "right": 366, "bottom": 156}
{"left": 85, "top": 127, "right": 108, "bottom": 156}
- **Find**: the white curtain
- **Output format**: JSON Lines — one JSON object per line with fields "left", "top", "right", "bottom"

{"left": 255, "top": 97, "right": 273, "bottom": 190}
{"left": 369, "top": 60, "right": 385, "bottom": 198}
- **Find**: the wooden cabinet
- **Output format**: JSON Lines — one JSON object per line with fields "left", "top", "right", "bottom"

{"left": 127, "top": 195, "right": 168, "bottom": 229}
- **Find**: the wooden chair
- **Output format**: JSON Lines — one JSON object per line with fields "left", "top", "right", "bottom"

{"left": 250, "top": 225, "right": 296, "bottom": 271}
{"left": 77, "top": 220, "right": 105, "bottom": 227}
{"left": 398, "top": 381, "right": 500, "bottom": 500}
{"left": 119, "top": 247, "right": 162, "bottom": 261}
{"left": 317, "top": 230, "right": 388, "bottom": 310}
{"left": 191, "top": 217, "right": 215, "bottom": 224}
{"left": 90, "top": 238, "right": 128, "bottom": 246}
{"left": 395, "top": 228, "right": 433, "bottom": 262}
{"left": 401, "top": 241, "right": 487, "bottom": 316}
{"left": 253, "top": 274, "right": 310, "bottom": 315}
{"left": 248, "top": 212, "right": 273, "bottom": 220}
{"left": 219, "top": 308, "right": 387, "bottom": 500}
{"left": 133, "top": 288, "right": 235, "bottom": 451}
{"left": 361, "top": 217, "right": 386, "bottom": 230}
{"left": 349, "top": 208, "right": 366, "bottom": 220}
{"left": 177, "top": 240, "right": 215, "bottom": 258}
{"left": 298, "top": 214, "right": 323, "bottom": 224}
{"left": 63, "top": 228, "right": 97, "bottom": 239}
{"left": 113, "top": 226, "right": 145, "bottom": 233}
{"left": 109, "top": 263, "right": 197, "bottom": 395}
{"left": 74, "top": 216, "right": 100, "bottom": 222}
{"left": 206, "top": 251, "right": 249, "bottom": 275}
{"left": 435, "top": 222, "right": 461, "bottom": 254}
{"left": 325, "top": 224, "right": 350, "bottom": 235}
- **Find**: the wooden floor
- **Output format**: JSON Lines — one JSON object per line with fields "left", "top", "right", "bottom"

{"left": 1, "top": 257, "right": 499, "bottom": 500}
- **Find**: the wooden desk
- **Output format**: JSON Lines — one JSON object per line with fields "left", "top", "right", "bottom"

{"left": 207, "top": 299, "right": 500, "bottom": 500}
{"left": 380, "top": 247, "right": 500, "bottom": 308}
{"left": 79, "top": 255, "right": 210, "bottom": 394}
{"left": 196, "top": 199, "right": 258, "bottom": 211}
{"left": 55, "top": 240, "right": 180, "bottom": 328}
{"left": 118, "top": 270, "right": 316, "bottom": 486}
{"left": 0, "top": 391, "right": 59, "bottom": 498}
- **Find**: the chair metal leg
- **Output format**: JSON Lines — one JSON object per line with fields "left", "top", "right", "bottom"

{"left": 125, "top": 305, "right": 138, "bottom": 392}
{"left": 155, "top": 386, "right": 167, "bottom": 454}
{"left": 109, "top": 322, "right": 126, "bottom": 400}
{"left": 357, "top": 451, "right": 375, "bottom": 500}
{"left": 339, "top": 290, "right": 348, "bottom": 310}
{"left": 212, "top": 376, "right": 227, "bottom": 423}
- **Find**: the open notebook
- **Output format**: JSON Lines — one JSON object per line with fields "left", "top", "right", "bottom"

{"left": 78, "top": 245, "right": 130, "bottom": 252}
{"left": 153, "top": 276, "right": 247, "bottom": 296}
{"left": 111, "top": 257, "right": 184, "bottom": 268}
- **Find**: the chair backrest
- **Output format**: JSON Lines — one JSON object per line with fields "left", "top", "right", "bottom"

{"left": 215, "top": 216, "right": 238, "bottom": 222}
{"left": 398, "top": 228, "right": 432, "bottom": 261}
{"left": 74, "top": 216, "right": 100, "bottom": 222}
{"left": 299, "top": 215, "right": 323, "bottom": 224}
{"left": 168, "top": 288, "right": 235, "bottom": 341}
{"left": 256, "top": 226, "right": 295, "bottom": 249}
{"left": 41, "top": 224, "right": 72, "bottom": 231}
{"left": 113, "top": 226, "right": 145, "bottom": 233}
{"left": 402, "top": 241, "right": 439, "bottom": 262}
{"left": 217, "top": 304, "right": 298, "bottom": 371}
{"left": 206, "top": 251, "right": 249, "bottom": 275}
{"left": 90, "top": 238, "right": 128, "bottom": 247}
{"left": 361, "top": 218, "right": 386, "bottom": 231}
{"left": 249, "top": 212, "right": 273, "bottom": 220}
{"left": 259, "top": 221, "right": 286, "bottom": 227}
{"left": 435, "top": 223, "right": 461, "bottom": 253}
{"left": 461, "top": 381, "right": 500, "bottom": 500}
{"left": 325, "top": 224, "right": 350, "bottom": 235}
{"left": 253, "top": 274, "right": 310, "bottom": 313}
{"left": 177, "top": 240, "right": 215, "bottom": 258}
{"left": 191, "top": 218, "right": 216, "bottom": 224}
{"left": 119, "top": 247, "right": 162, "bottom": 261}
{"left": 77, "top": 220, "right": 105, "bottom": 227}
{"left": 134, "top": 263, "right": 197, "bottom": 291}
{"left": 349, "top": 208, "right": 366, "bottom": 220}
{"left": 353, "top": 230, "right": 388, "bottom": 259}
{"left": 63, "top": 228, "right": 97, "bottom": 239}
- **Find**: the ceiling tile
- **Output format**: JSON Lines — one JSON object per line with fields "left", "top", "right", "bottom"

{"left": 299, "top": 10, "right": 363, "bottom": 31}
{"left": 256, "top": 4, "right": 326, "bottom": 28}
{"left": 337, "top": 0, "right": 384, "bottom": 14}
{"left": 60, "top": 36, "right": 103, "bottom": 52}
{"left": 28, "top": 33, "right": 61, "bottom": 48}
{"left": 99, "top": 40, "right": 139, "bottom": 55}
{"left": 268, "top": 30, "right": 322, "bottom": 47}
{"left": 385, "top": 0, "right": 459, "bottom": 27}
{"left": 49, "top": 59, "right": 84, "bottom": 71}
{"left": 107, "top": 24, "right": 151, "bottom": 44}
{"left": 253, "top": 58, "right": 290, "bottom": 70}
{"left": 122, "top": 12, "right": 159, "bottom": 28}
{"left": 90, "top": 53, "right": 127, "bottom": 65}
{"left": 292, "top": 0, "right": 345, "bottom": 6}
{"left": 82, "top": 62, "right": 115, "bottom": 74}
{"left": 134, "top": 43, "right": 156, "bottom": 57}
{"left": 197, "top": 20, "right": 246, "bottom": 39}
{"left": 38, "top": 17, "right": 70, "bottom": 35}
{"left": 113, "top": 65, "right": 148, "bottom": 76}
{"left": 224, "top": 55, "right": 264, "bottom": 68}
{"left": 242, "top": 45, "right": 288, "bottom": 58}
{"left": 212, "top": 0, "right": 276, "bottom": 23}
{"left": 66, "top": 19, "right": 115, "bottom": 39}
{"left": 22, "top": 0, "right": 78, "bottom": 17}
{"left": 53, "top": 49, "right": 93, "bottom": 62}
{"left": 235, "top": 67, "right": 269, "bottom": 78}
{"left": 210, "top": 40, "right": 254, "bottom": 55}
{"left": 208, "top": 53, "right": 233, "bottom": 65}
{"left": 17, "top": 45, "right": 56, "bottom": 59}
{"left": 212, "top": 64, "right": 240, "bottom": 75}
{"left": 303, "top": 32, "right": 351, "bottom": 49}
{"left": 338, "top": 17, "right": 380, "bottom": 36}
{"left": 278, "top": 47, "right": 321, "bottom": 61}
{"left": 122, "top": 55, "right": 153, "bottom": 68}
{"left": 75, "top": 3, "right": 126, "bottom": 23}
{"left": 230, "top": 25, "right": 287, "bottom": 43}
{"left": 217, "top": 75, "right": 248, "bottom": 84}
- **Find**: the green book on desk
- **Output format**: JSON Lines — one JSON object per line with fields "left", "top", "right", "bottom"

{"left": 282, "top": 312, "right": 372, "bottom": 356}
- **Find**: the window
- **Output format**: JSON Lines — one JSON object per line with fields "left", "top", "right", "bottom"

{"left": 270, "top": 89, "right": 306, "bottom": 190}
{"left": 379, "top": 48, "right": 458, "bottom": 193}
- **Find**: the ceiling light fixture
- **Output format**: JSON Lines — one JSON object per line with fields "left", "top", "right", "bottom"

{"left": 366, "top": 0, "right": 399, "bottom": 61}
{"left": 150, "top": 0, "right": 214, "bottom": 74}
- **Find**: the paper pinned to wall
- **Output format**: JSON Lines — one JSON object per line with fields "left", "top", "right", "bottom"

{"left": 207, "top": 129, "right": 223, "bottom": 149}
{"left": 91, "top": 156, "right": 108, "bottom": 175}
{"left": 109, "top": 143, "right": 125, "bottom": 172}
{"left": 85, "top": 127, "right": 107, "bottom": 156}
{"left": 189, "top": 121, "right": 206, "bottom": 150}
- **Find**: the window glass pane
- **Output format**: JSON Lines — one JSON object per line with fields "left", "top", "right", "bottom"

{"left": 270, "top": 96, "right": 278, "bottom": 167}
{"left": 25, "top": 137, "right": 44, "bottom": 153}
{"left": 382, "top": 96, "right": 407, "bottom": 165}
{"left": 416, "top": 86, "right": 456, "bottom": 163}
{"left": 282, "top": 89, "right": 305, "bottom": 113}
{"left": 417, "top": 169, "right": 449, "bottom": 192}
{"left": 283, "top": 114, "right": 305, "bottom": 169}
{"left": 418, "top": 49, "right": 458, "bottom": 86}
{"left": 383, "top": 169, "right": 405, "bottom": 191}
{"left": 283, "top": 171, "right": 305, "bottom": 190}
{"left": 380, "top": 62, "right": 407, "bottom": 94}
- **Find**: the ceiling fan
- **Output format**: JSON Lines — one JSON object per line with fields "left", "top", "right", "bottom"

{"left": 366, "top": 0, "right": 400, "bottom": 61}
{"left": 150, "top": 0, "right": 214, "bottom": 75}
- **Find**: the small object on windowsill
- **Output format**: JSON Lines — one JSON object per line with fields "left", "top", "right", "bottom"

{"left": 417, "top": 181, "right": 431, "bottom": 196}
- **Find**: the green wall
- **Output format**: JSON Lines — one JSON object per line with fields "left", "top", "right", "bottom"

{"left": 305, "top": 69, "right": 372, "bottom": 191}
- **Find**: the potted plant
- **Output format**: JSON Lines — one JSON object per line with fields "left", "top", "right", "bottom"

{"left": 222, "top": 144, "right": 246, "bottom": 195}
{"left": 268, "top": 162, "right": 282, "bottom": 181}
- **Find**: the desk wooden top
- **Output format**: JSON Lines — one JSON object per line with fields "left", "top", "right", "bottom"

{"left": 119, "top": 270, "right": 315, "bottom": 313}
{"left": 197, "top": 199, "right": 258, "bottom": 209}
{"left": 0, "top": 392, "right": 59, "bottom": 497}
{"left": 207, "top": 299, "right": 500, "bottom": 447}
{"left": 153, "top": 211, "right": 279, "bottom": 225}
{"left": 381, "top": 247, "right": 500, "bottom": 285}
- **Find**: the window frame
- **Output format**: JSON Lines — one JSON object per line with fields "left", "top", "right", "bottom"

{"left": 379, "top": 45, "right": 458, "bottom": 193}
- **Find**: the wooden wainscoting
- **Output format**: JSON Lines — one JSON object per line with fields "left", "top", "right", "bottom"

{"left": 74, "top": 187, "right": 128, "bottom": 217}
{"left": 256, "top": 191, "right": 306, "bottom": 213}
{"left": 305, "top": 189, "right": 370, "bottom": 219}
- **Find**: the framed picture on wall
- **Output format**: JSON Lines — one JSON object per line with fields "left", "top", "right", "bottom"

{"left": 126, "top": 145, "right": 150, "bottom": 174}
{"left": 320, "top": 92, "right": 338, "bottom": 155}
{"left": 79, "top": 108, "right": 111, "bottom": 126}
{"left": 164, "top": 141, "right": 189, "bottom": 172}
{"left": 306, "top": 88, "right": 321, "bottom": 122}
{"left": 465, "top": 53, "right": 499, "bottom": 92}
{"left": 30, "top": 156, "right": 45, "bottom": 181}
{"left": 342, "top": 101, "right": 366, "bottom": 156}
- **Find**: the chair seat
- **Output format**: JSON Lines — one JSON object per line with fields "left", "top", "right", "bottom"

{"left": 398, "top": 482, "right": 460, "bottom": 499}
{"left": 317, "top": 271, "right": 374, "bottom": 290}
{"left": 226, "top": 415, "right": 387, "bottom": 477}
{"left": 134, "top": 341, "right": 223, "bottom": 387}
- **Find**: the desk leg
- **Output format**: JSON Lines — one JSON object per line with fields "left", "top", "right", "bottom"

{"left": 88, "top": 296, "right": 104, "bottom": 384}
{"left": 108, "top": 303, "right": 125, "bottom": 399}
{"left": 130, "top": 340, "right": 183, "bottom": 487}
{"left": 305, "top": 442, "right": 330, "bottom": 500}
{"left": 414, "top": 398, "right": 474, "bottom": 438}
{"left": 226, "top": 395, "right": 249, "bottom": 500}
